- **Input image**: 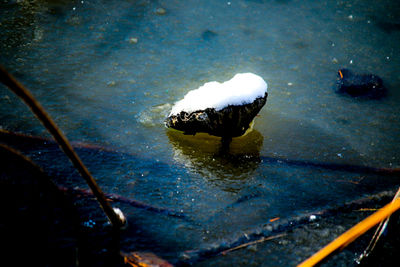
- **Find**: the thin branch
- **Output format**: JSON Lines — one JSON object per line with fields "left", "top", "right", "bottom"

{"left": 357, "top": 186, "right": 400, "bottom": 262}
{"left": 220, "top": 234, "right": 286, "bottom": 256}
{"left": 0, "top": 65, "right": 124, "bottom": 229}
{"left": 297, "top": 197, "right": 400, "bottom": 267}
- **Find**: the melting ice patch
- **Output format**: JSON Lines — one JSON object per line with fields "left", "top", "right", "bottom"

{"left": 169, "top": 73, "right": 268, "bottom": 116}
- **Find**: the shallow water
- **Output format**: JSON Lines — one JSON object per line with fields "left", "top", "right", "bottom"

{"left": 1, "top": 0, "right": 400, "bottom": 265}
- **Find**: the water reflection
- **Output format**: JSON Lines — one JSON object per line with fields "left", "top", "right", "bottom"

{"left": 258, "top": 111, "right": 364, "bottom": 164}
{"left": 166, "top": 129, "right": 263, "bottom": 192}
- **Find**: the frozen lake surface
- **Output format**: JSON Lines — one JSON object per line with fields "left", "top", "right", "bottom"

{"left": 1, "top": 0, "right": 400, "bottom": 266}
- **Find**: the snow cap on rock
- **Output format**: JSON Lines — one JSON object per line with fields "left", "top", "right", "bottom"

{"left": 169, "top": 73, "right": 268, "bottom": 116}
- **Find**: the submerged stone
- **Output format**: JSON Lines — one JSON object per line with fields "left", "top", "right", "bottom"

{"left": 155, "top": 7, "right": 166, "bottom": 15}
{"left": 336, "top": 68, "right": 386, "bottom": 99}
{"left": 166, "top": 73, "right": 268, "bottom": 138}
{"left": 202, "top": 30, "right": 218, "bottom": 41}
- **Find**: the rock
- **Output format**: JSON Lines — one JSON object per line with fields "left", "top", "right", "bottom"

{"left": 336, "top": 68, "right": 386, "bottom": 99}
{"left": 201, "top": 30, "right": 218, "bottom": 41}
{"left": 129, "top": 37, "right": 138, "bottom": 44}
{"left": 155, "top": 7, "right": 166, "bottom": 15}
{"left": 107, "top": 81, "right": 116, "bottom": 87}
{"left": 166, "top": 73, "right": 268, "bottom": 139}
{"left": 165, "top": 92, "right": 267, "bottom": 138}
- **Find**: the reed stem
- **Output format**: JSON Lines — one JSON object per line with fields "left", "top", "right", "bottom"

{"left": 0, "top": 65, "right": 124, "bottom": 229}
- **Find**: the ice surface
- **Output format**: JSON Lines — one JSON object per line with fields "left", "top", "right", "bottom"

{"left": 169, "top": 73, "right": 268, "bottom": 116}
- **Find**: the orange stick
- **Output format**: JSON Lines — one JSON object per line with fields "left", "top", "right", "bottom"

{"left": 338, "top": 70, "right": 343, "bottom": 79}
{"left": 269, "top": 217, "right": 280, "bottom": 222}
{"left": 297, "top": 197, "right": 400, "bottom": 267}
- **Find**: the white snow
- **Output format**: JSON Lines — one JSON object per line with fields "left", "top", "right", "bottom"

{"left": 169, "top": 73, "right": 268, "bottom": 116}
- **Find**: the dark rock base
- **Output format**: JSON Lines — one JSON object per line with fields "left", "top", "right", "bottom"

{"left": 336, "top": 68, "right": 386, "bottom": 99}
{"left": 166, "top": 93, "right": 268, "bottom": 138}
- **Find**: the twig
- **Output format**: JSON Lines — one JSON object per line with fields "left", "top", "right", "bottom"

{"left": 220, "top": 234, "right": 286, "bottom": 255}
{"left": 355, "top": 208, "right": 378, "bottom": 212}
{"left": 0, "top": 65, "right": 124, "bottom": 229}
{"left": 357, "top": 186, "right": 400, "bottom": 263}
{"left": 269, "top": 217, "right": 280, "bottom": 222}
{"left": 178, "top": 189, "right": 397, "bottom": 265}
{"left": 297, "top": 196, "right": 400, "bottom": 267}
